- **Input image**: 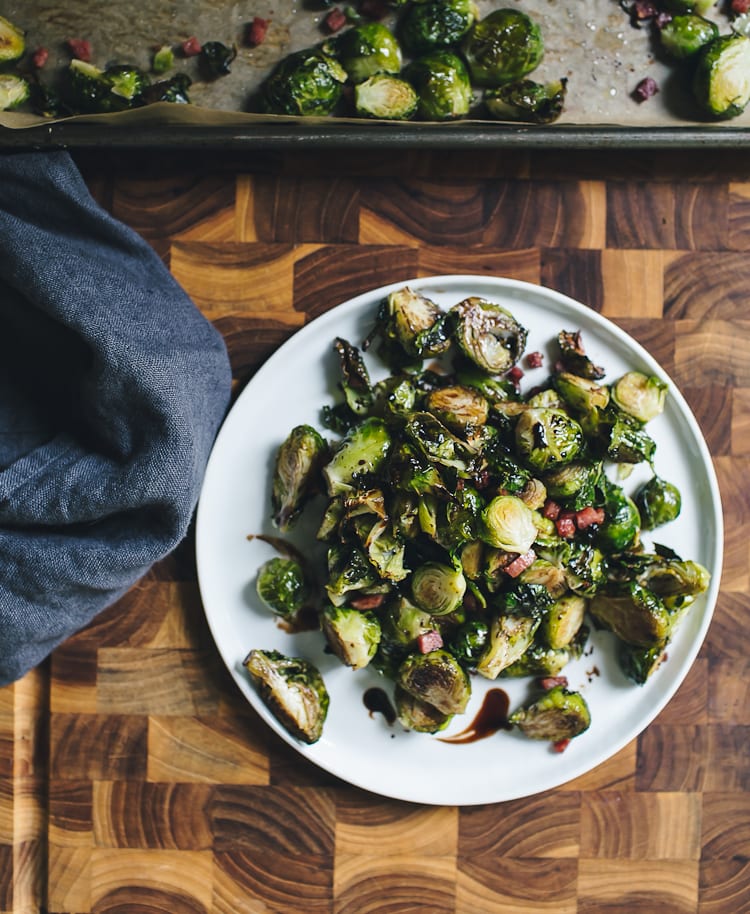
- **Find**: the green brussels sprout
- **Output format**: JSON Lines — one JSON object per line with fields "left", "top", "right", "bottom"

{"left": 320, "top": 605, "right": 381, "bottom": 669}
{"left": 388, "top": 440, "right": 447, "bottom": 497}
{"left": 590, "top": 581, "right": 671, "bottom": 648}
{"left": 332, "top": 23, "right": 402, "bottom": 84}
{"left": 397, "top": 649, "right": 472, "bottom": 715}
{"left": 461, "top": 8, "right": 544, "bottom": 88}
{"left": 437, "top": 485, "right": 481, "bottom": 550}
{"left": 553, "top": 372, "right": 610, "bottom": 415}
{"left": 452, "top": 296, "right": 528, "bottom": 373}
{"left": 635, "top": 476, "right": 682, "bottom": 530}
{"left": 664, "top": 0, "right": 716, "bottom": 13}
{"left": 261, "top": 48, "right": 348, "bottom": 116}
{"left": 394, "top": 683, "right": 454, "bottom": 732}
{"left": 243, "top": 649, "right": 330, "bottom": 744}
{"left": 509, "top": 684, "right": 591, "bottom": 742}
{"left": 693, "top": 33, "right": 750, "bottom": 120}
{"left": 378, "top": 287, "right": 452, "bottom": 358}
{"left": 400, "top": 0, "right": 477, "bottom": 55}
{"left": 597, "top": 484, "right": 641, "bottom": 553}
{"left": 618, "top": 640, "right": 668, "bottom": 685}
{"left": 0, "top": 74, "right": 30, "bottom": 111}
{"left": 541, "top": 592, "right": 587, "bottom": 650}
{"left": 354, "top": 74, "right": 418, "bottom": 119}
{"left": 424, "top": 385, "right": 489, "bottom": 434}
{"left": 514, "top": 407, "right": 584, "bottom": 472}
{"left": 256, "top": 557, "right": 307, "bottom": 618}
{"left": 543, "top": 460, "right": 604, "bottom": 508}
{"left": 659, "top": 14, "right": 718, "bottom": 60}
{"left": 404, "top": 411, "right": 477, "bottom": 472}
{"left": 611, "top": 371, "right": 668, "bottom": 424}
{"left": 380, "top": 598, "right": 435, "bottom": 653}
{"left": 484, "top": 77, "right": 567, "bottom": 124}
{"left": 411, "top": 561, "right": 467, "bottom": 615}
{"left": 324, "top": 416, "right": 392, "bottom": 495}
{"left": 449, "top": 618, "right": 489, "bottom": 667}
{"left": 563, "top": 541, "right": 607, "bottom": 596}
{"left": 480, "top": 494, "right": 538, "bottom": 555}
{"left": 518, "top": 557, "right": 569, "bottom": 599}
{"left": 271, "top": 424, "right": 328, "bottom": 531}
{"left": 605, "top": 413, "right": 657, "bottom": 465}
{"left": 66, "top": 60, "right": 151, "bottom": 113}
{"left": 352, "top": 516, "right": 409, "bottom": 581}
{"left": 0, "top": 15, "right": 25, "bottom": 63}
{"left": 476, "top": 611, "right": 541, "bottom": 679}
{"left": 638, "top": 558, "right": 710, "bottom": 600}
{"left": 325, "top": 543, "right": 384, "bottom": 606}
{"left": 500, "top": 641, "right": 571, "bottom": 677}
{"left": 406, "top": 50, "right": 474, "bottom": 120}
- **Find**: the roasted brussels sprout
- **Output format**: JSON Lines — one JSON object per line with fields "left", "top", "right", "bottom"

{"left": 394, "top": 683, "right": 454, "bottom": 732}
{"left": 637, "top": 557, "right": 710, "bottom": 600}
{"left": 597, "top": 483, "right": 641, "bottom": 553}
{"left": 256, "top": 556, "right": 307, "bottom": 618}
{"left": 377, "top": 287, "right": 452, "bottom": 359}
{"left": 635, "top": 476, "right": 682, "bottom": 530}
{"left": 590, "top": 581, "right": 671, "bottom": 648}
{"left": 425, "top": 385, "right": 489, "bottom": 434}
{"left": 331, "top": 23, "right": 402, "bottom": 84}
{"left": 509, "top": 684, "right": 591, "bottom": 742}
{"left": 324, "top": 417, "right": 391, "bottom": 495}
{"left": 406, "top": 50, "right": 473, "bottom": 120}
{"left": 659, "top": 14, "right": 718, "bottom": 60}
{"left": 514, "top": 407, "right": 584, "bottom": 472}
{"left": 618, "top": 640, "right": 668, "bottom": 685}
{"left": 449, "top": 618, "right": 490, "bottom": 667}
{"left": 152, "top": 44, "right": 175, "bottom": 74}
{"left": 480, "top": 495, "right": 538, "bottom": 555}
{"left": 0, "top": 74, "right": 30, "bottom": 111}
{"left": 543, "top": 460, "right": 604, "bottom": 510}
{"left": 354, "top": 74, "right": 418, "bottom": 119}
{"left": 476, "top": 611, "right": 540, "bottom": 679}
{"left": 320, "top": 605, "right": 381, "bottom": 669}
{"left": 326, "top": 543, "right": 384, "bottom": 605}
{"left": 66, "top": 60, "right": 151, "bottom": 113}
{"left": 261, "top": 48, "right": 348, "bottom": 116}
{"left": 452, "top": 296, "right": 528, "bottom": 373}
{"left": 404, "top": 411, "right": 477, "bottom": 472}
{"left": 397, "top": 649, "right": 472, "bottom": 716}
{"left": 142, "top": 73, "right": 192, "bottom": 105}
{"left": 0, "top": 15, "right": 25, "bottom": 63}
{"left": 542, "top": 593, "right": 587, "bottom": 650}
{"left": 244, "top": 649, "right": 329, "bottom": 744}
{"left": 400, "top": 0, "right": 477, "bottom": 55}
{"left": 611, "top": 371, "right": 668, "bottom": 424}
{"left": 553, "top": 372, "right": 610, "bottom": 415}
{"left": 693, "top": 33, "right": 750, "bottom": 119}
{"left": 199, "top": 41, "right": 237, "bottom": 79}
{"left": 461, "top": 8, "right": 544, "bottom": 88}
{"left": 557, "top": 330, "right": 605, "bottom": 380}
{"left": 500, "top": 641, "right": 572, "bottom": 677}
{"left": 271, "top": 424, "right": 328, "bottom": 531}
{"left": 604, "top": 412, "right": 657, "bottom": 465}
{"left": 411, "top": 561, "right": 467, "bottom": 615}
{"left": 484, "top": 77, "right": 567, "bottom": 123}
{"left": 333, "top": 337, "right": 373, "bottom": 417}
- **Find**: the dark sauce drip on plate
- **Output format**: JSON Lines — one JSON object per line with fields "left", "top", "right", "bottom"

{"left": 363, "top": 686, "right": 397, "bottom": 725}
{"left": 438, "top": 688, "right": 512, "bottom": 744}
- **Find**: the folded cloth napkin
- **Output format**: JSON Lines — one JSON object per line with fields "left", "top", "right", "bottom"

{"left": 0, "top": 150, "right": 232, "bottom": 685}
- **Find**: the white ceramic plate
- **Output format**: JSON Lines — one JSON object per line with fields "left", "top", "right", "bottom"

{"left": 195, "top": 275, "right": 723, "bottom": 806}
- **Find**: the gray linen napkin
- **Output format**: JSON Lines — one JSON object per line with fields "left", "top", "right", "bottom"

{"left": 0, "top": 150, "right": 232, "bottom": 685}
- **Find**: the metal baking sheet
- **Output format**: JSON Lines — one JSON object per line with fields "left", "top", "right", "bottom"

{"left": 2, "top": 0, "right": 750, "bottom": 147}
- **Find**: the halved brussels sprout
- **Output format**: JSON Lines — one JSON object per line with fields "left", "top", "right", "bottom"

{"left": 638, "top": 558, "right": 710, "bottom": 599}
{"left": 406, "top": 50, "right": 474, "bottom": 120}
{"left": 461, "top": 8, "right": 544, "bottom": 88}
{"left": 518, "top": 557, "right": 569, "bottom": 599}
{"left": 509, "top": 684, "right": 591, "bottom": 741}
{"left": 411, "top": 561, "right": 467, "bottom": 615}
{"left": 404, "top": 411, "right": 477, "bottom": 471}
{"left": 0, "top": 15, "right": 24, "bottom": 62}
{"left": 272, "top": 424, "right": 328, "bottom": 531}
{"left": 324, "top": 417, "right": 392, "bottom": 495}
{"left": 356, "top": 517, "right": 409, "bottom": 581}
{"left": 244, "top": 649, "right": 329, "bottom": 744}
{"left": 514, "top": 407, "right": 584, "bottom": 472}
{"left": 394, "top": 683, "right": 454, "bottom": 732}
{"left": 500, "top": 641, "right": 571, "bottom": 677}
{"left": 261, "top": 48, "right": 348, "bottom": 116}
{"left": 425, "top": 384, "right": 490, "bottom": 434}
{"left": 256, "top": 557, "right": 307, "bottom": 619}
{"left": 590, "top": 581, "right": 671, "bottom": 648}
{"left": 605, "top": 413, "right": 657, "bottom": 465}
{"left": 0, "top": 74, "right": 29, "bottom": 111}
{"left": 320, "top": 605, "right": 381, "bottom": 670}
{"left": 354, "top": 74, "right": 418, "bottom": 119}
{"left": 480, "top": 494, "right": 538, "bottom": 554}
{"left": 693, "top": 33, "right": 750, "bottom": 120}
{"left": 542, "top": 593, "right": 587, "bottom": 649}
{"left": 325, "top": 543, "right": 382, "bottom": 606}
{"left": 397, "top": 649, "right": 472, "bottom": 715}
{"left": 611, "top": 371, "right": 668, "bottom": 424}
{"left": 635, "top": 476, "right": 682, "bottom": 530}
{"left": 378, "top": 286, "right": 452, "bottom": 358}
{"left": 553, "top": 372, "right": 610, "bottom": 414}
{"left": 557, "top": 330, "right": 605, "bottom": 380}
{"left": 476, "top": 612, "right": 541, "bottom": 679}
{"left": 543, "top": 460, "right": 604, "bottom": 509}
{"left": 484, "top": 77, "right": 567, "bottom": 123}
{"left": 452, "top": 296, "right": 528, "bottom": 373}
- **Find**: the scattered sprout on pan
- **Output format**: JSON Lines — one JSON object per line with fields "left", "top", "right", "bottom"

{"left": 245, "top": 285, "right": 710, "bottom": 746}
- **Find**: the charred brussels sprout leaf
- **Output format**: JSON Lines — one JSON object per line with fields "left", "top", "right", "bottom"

{"left": 514, "top": 407, "right": 584, "bottom": 472}
{"left": 397, "top": 649, "right": 472, "bottom": 716}
{"left": 404, "top": 411, "right": 477, "bottom": 471}
{"left": 261, "top": 48, "right": 347, "bottom": 116}
{"left": 406, "top": 50, "right": 473, "bottom": 120}
{"left": 400, "top": 0, "right": 477, "bottom": 55}
{"left": 693, "top": 33, "right": 750, "bottom": 119}
{"left": 635, "top": 476, "right": 682, "bottom": 530}
{"left": 619, "top": 640, "right": 668, "bottom": 685}
{"left": 659, "top": 13, "right": 718, "bottom": 60}
{"left": 0, "top": 74, "right": 29, "bottom": 111}
{"left": 354, "top": 74, "right": 418, "bottom": 119}
{"left": 484, "top": 77, "right": 567, "bottom": 123}
{"left": 509, "top": 685, "right": 591, "bottom": 741}
{"left": 256, "top": 557, "right": 307, "bottom": 618}
{"left": 331, "top": 23, "right": 402, "bottom": 84}
{"left": 320, "top": 605, "right": 381, "bottom": 669}
{"left": 452, "top": 296, "right": 528, "bottom": 373}
{"left": 272, "top": 424, "right": 328, "bottom": 531}
{"left": 449, "top": 619, "right": 489, "bottom": 667}
{"left": 244, "top": 649, "right": 329, "bottom": 744}
{"left": 611, "top": 371, "right": 668, "bottom": 424}
{"left": 461, "top": 8, "right": 544, "bottom": 88}
{"left": 0, "top": 15, "right": 25, "bottom": 63}
{"left": 333, "top": 338, "right": 373, "bottom": 417}
{"left": 557, "top": 330, "right": 605, "bottom": 380}
{"left": 142, "top": 73, "right": 192, "bottom": 105}
{"left": 199, "top": 41, "right": 237, "bottom": 79}
{"left": 411, "top": 561, "right": 467, "bottom": 615}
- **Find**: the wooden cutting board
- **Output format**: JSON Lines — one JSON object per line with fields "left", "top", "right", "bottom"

{"left": 1, "top": 146, "right": 748, "bottom": 914}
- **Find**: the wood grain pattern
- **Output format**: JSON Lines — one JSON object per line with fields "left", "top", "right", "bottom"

{"left": 1, "top": 147, "right": 748, "bottom": 913}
